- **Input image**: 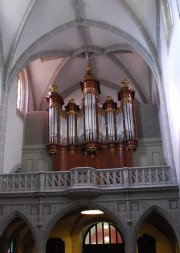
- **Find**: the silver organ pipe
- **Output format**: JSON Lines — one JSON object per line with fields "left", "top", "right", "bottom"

{"left": 124, "top": 102, "right": 134, "bottom": 139}
{"left": 93, "top": 94, "right": 97, "bottom": 140}
{"left": 51, "top": 106, "right": 58, "bottom": 143}
{"left": 84, "top": 92, "right": 97, "bottom": 141}
{"left": 118, "top": 79, "right": 137, "bottom": 151}
{"left": 80, "top": 63, "right": 100, "bottom": 154}
{"left": 65, "top": 98, "right": 79, "bottom": 146}
{"left": 46, "top": 84, "right": 64, "bottom": 156}
{"left": 77, "top": 111, "right": 84, "bottom": 144}
{"left": 59, "top": 112, "right": 67, "bottom": 145}
{"left": 103, "top": 96, "right": 117, "bottom": 143}
{"left": 98, "top": 109, "right": 106, "bottom": 143}
{"left": 116, "top": 109, "right": 124, "bottom": 142}
{"left": 48, "top": 106, "right": 59, "bottom": 155}
{"left": 68, "top": 113, "right": 75, "bottom": 144}
{"left": 84, "top": 93, "right": 89, "bottom": 141}
{"left": 49, "top": 106, "right": 58, "bottom": 143}
{"left": 46, "top": 84, "right": 63, "bottom": 145}
{"left": 46, "top": 71, "right": 138, "bottom": 158}
{"left": 107, "top": 110, "right": 115, "bottom": 142}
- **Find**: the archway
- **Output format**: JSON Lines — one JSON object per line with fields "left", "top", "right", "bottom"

{"left": 45, "top": 207, "right": 126, "bottom": 253}
{"left": 136, "top": 210, "right": 179, "bottom": 253}
{"left": 0, "top": 216, "right": 35, "bottom": 253}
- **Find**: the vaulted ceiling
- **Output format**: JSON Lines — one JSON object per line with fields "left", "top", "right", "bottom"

{"left": 0, "top": 0, "right": 160, "bottom": 110}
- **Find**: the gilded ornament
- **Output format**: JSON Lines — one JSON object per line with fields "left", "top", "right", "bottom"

{"left": 106, "top": 96, "right": 113, "bottom": 101}
{"left": 110, "top": 147, "right": 115, "bottom": 154}
{"left": 49, "top": 84, "right": 58, "bottom": 93}
{"left": 83, "top": 63, "right": 95, "bottom": 81}
{"left": 121, "top": 79, "right": 129, "bottom": 86}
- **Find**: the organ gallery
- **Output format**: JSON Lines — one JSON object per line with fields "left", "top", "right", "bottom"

{"left": 46, "top": 63, "right": 138, "bottom": 171}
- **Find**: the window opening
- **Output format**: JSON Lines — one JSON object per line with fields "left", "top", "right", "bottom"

{"left": 84, "top": 222, "right": 123, "bottom": 245}
{"left": 177, "top": 0, "right": 180, "bottom": 16}
{"left": 17, "top": 74, "right": 23, "bottom": 111}
{"left": 8, "top": 241, "right": 14, "bottom": 253}
{"left": 160, "top": 0, "right": 174, "bottom": 46}
{"left": 16, "top": 69, "right": 28, "bottom": 117}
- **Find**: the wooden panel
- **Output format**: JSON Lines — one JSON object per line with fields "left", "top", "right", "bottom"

{"left": 53, "top": 144, "right": 133, "bottom": 171}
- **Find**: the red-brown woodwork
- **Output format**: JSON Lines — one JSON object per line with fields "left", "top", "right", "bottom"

{"left": 52, "top": 143, "right": 133, "bottom": 171}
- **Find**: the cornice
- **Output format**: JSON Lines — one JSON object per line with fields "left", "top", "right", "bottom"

{"left": 0, "top": 185, "right": 178, "bottom": 199}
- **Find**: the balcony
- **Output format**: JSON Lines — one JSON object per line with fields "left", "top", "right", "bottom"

{"left": 0, "top": 166, "right": 178, "bottom": 197}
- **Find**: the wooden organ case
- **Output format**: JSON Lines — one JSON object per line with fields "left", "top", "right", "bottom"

{"left": 46, "top": 64, "right": 138, "bottom": 171}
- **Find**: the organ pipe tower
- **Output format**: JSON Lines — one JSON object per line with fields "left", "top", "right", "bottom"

{"left": 46, "top": 64, "right": 138, "bottom": 171}
{"left": 80, "top": 63, "right": 100, "bottom": 155}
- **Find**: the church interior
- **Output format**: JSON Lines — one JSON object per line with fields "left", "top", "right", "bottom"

{"left": 0, "top": 0, "right": 180, "bottom": 252}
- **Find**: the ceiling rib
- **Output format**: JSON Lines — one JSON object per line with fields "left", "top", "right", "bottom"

{"left": 5, "top": 0, "right": 37, "bottom": 84}
{"left": 39, "top": 57, "right": 70, "bottom": 111}
{"left": 108, "top": 54, "right": 147, "bottom": 103}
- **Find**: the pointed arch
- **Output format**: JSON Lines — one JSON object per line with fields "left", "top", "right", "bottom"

{"left": 43, "top": 203, "right": 127, "bottom": 246}
{"left": 7, "top": 19, "right": 160, "bottom": 91}
{"left": 7, "top": 42, "right": 156, "bottom": 107}
{"left": 4, "top": 0, "right": 37, "bottom": 84}
{"left": 134, "top": 205, "right": 180, "bottom": 252}
{"left": 0, "top": 210, "right": 38, "bottom": 246}
{"left": 118, "top": 0, "right": 158, "bottom": 62}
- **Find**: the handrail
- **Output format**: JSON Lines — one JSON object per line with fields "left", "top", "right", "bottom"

{"left": 0, "top": 166, "right": 175, "bottom": 193}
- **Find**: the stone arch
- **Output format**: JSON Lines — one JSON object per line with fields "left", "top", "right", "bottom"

{"left": 7, "top": 42, "right": 159, "bottom": 113}
{"left": 7, "top": 19, "right": 160, "bottom": 90}
{"left": 12, "top": 46, "right": 148, "bottom": 104}
{"left": 134, "top": 205, "right": 180, "bottom": 253}
{"left": 0, "top": 210, "right": 38, "bottom": 248}
{"left": 70, "top": 214, "right": 122, "bottom": 238}
{"left": 43, "top": 202, "right": 127, "bottom": 247}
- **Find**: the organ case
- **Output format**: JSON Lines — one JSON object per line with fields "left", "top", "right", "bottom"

{"left": 46, "top": 64, "right": 138, "bottom": 171}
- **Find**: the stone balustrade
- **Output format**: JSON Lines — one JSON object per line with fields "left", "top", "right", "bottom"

{"left": 0, "top": 166, "right": 175, "bottom": 193}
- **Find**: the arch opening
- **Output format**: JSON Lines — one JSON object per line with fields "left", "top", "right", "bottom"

{"left": 0, "top": 216, "right": 36, "bottom": 253}
{"left": 136, "top": 211, "right": 179, "bottom": 253}
{"left": 45, "top": 207, "right": 126, "bottom": 253}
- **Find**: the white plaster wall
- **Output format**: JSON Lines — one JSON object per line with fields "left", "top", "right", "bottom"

{"left": 3, "top": 79, "right": 24, "bottom": 173}
{"left": 160, "top": 1, "right": 180, "bottom": 182}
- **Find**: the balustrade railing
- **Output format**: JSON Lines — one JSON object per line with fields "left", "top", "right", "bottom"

{"left": 0, "top": 166, "right": 174, "bottom": 193}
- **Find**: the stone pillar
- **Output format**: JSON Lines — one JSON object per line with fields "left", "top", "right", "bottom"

{"left": 125, "top": 222, "right": 136, "bottom": 253}
{"left": 0, "top": 35, "right": 6, "bottom": 174}
{"left": 158, "top": 79, "right": 177, "bottom": 184}
{"left": 35, "top": 227, "right": 46, "bottom": 253}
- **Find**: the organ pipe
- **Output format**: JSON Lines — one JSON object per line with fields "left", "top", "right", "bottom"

{"left": 103, "top": 96, "right": 117, "bottom": 143}
{"left": 77, "top": 110, "right": 84, "bottom": 145}
{"left": 98, "top": 109, "right": 106, "bottom": 143}
{"left": 116, "top": 108, "right": 124, "bottom": 142}
{"left": 118, "top": 79, "right": 138, "bottom": 151}
{"left": 46, "top": 84, "right": 64, "bottom": 155}
{"left": 65, "top": 98, "right": 79, "bottom": 145}
{"left": 46, "top": 67, "right": 138, "bottom": 159}
{"left": 59, "top": 111, "right": 67, "bottom": 145}
{"left": 80, "top": 63, "right": 100, "bottom": 153}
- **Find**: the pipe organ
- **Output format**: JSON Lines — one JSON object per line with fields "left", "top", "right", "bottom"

{"left": 46, "top": 64, "right": 138, "bottom": 171}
